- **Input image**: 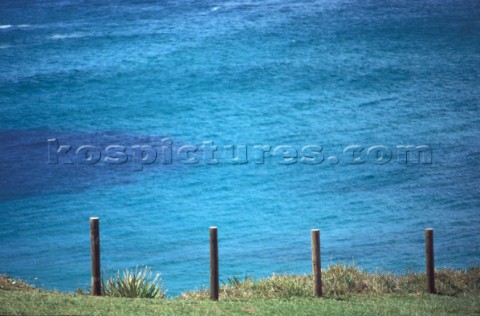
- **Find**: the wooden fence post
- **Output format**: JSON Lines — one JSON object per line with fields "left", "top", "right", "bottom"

{"left": 425, "top": 228, "right": 436, "bottom": 294}
{"left": 210, "top": 227, "right": 219, "bottom": 301}
{"left": 311, "top": 229, "right": 322, "bottom": 297}
{"left": 90, "top": 217, "right": 101, "bottom": 296}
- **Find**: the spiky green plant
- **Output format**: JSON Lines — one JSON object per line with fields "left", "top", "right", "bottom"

{"left": 102, "top": 266, "right": 165, "bottom": 298}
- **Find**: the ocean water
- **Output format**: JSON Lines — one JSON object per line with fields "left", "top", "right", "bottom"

{"left": 1, "top": 0, "right": 479, "bottom": 295}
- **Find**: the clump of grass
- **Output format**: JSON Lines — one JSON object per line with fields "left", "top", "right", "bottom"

{"left": 322, "top": 264, "right": 402, "bottom": 296}
{"left": 101, "top": 266, "right": 165, "bottom": 298}
{"left": 435, "top": 267, "right": 480, "bottom": 295}
{"left": 180, "top": 273, "right": 315, "bottom": 300}
{"left": 0, "top": 275, "right": 37, "bottom": 292}
{"left": 180, "top": 264, "right": 480, "bottom": 300}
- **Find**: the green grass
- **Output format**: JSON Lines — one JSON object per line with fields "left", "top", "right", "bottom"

{"left": 1, "top": 265, "right": 479, "bottom": 315}
{"left": 1, "top": 290, "right": 479, "bottom": 315}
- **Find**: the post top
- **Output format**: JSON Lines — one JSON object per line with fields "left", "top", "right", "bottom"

{"left": 425, "top": 228, "right": 433, "bottom": 231}
{"left": 311, "top": 229, "right": 320, "bottom": 232}
{"left": 90, "top": 217, "right": 99, "bottom": 220}
{"left": 209, "top": 226, "right": 217, "bottom": 229}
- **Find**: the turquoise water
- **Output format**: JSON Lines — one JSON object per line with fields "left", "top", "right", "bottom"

{"left": 1, "top": 0, "right": 479, "bottom": 295}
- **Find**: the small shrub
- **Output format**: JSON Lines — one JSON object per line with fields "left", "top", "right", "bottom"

{"left": 102, "top": 266, "right": 165, "bottom": 298}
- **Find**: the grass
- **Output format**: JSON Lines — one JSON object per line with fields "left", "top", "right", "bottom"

{"left": 2, "top": 290, "right": 479, "bottom": 315}
{"left": 1, "top": 265, "right": 479, "bottom": 315}
{"left": 181, "top": 264, "right": 480, "bottom": 299}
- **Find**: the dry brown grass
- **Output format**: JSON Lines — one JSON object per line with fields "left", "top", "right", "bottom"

{"left": 0, "top": 275, "right": 37, "bottom": 292}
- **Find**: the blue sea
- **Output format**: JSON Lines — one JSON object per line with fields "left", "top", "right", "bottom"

{"left": 1, "top": 0, "right": 479, "bottom": 295}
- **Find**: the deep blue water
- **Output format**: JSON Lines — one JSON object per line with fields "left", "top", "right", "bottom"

{"left": 1, "top": 0, "right": 479, "bottom": 295}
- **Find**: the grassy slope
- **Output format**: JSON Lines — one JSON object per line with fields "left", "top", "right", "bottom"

{"left": 1, "top": 290, "right": 480, "bottom": 315}
{"left": 2, "top": 266, "right": 479, "bottom": 315}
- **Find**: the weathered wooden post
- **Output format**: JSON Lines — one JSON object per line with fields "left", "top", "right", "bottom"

{"left": 425, "top": 228, "right": 436, "bottom": 294}
{"left": 90, "top": 217, "right": 101, "bottom": 296}
{"left": 210, "top": 227, "right": 219, "bottom": 301}
{"left": 311, "top": 229, "right": 322, "bottom": 297}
